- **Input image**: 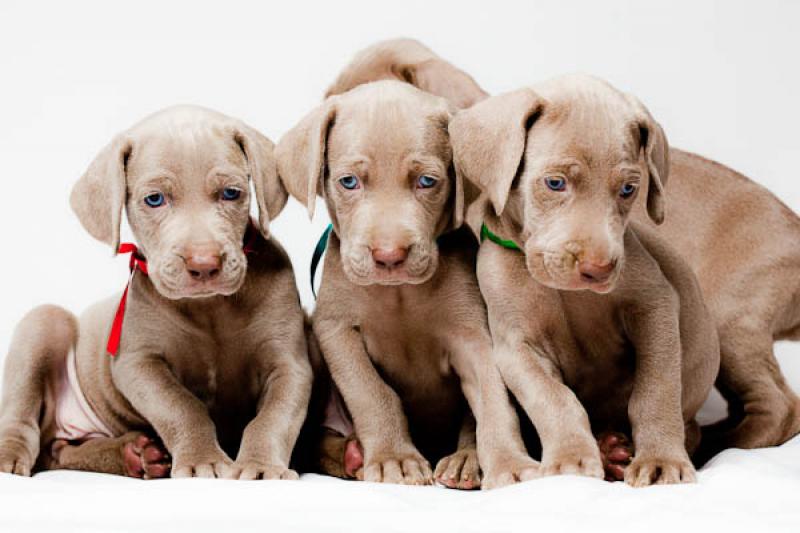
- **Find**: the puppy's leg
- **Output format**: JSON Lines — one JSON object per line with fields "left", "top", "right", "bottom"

{"left": 712, "top": 322, "right": 800, "bottom": 450}
{"left": 492, "top": 331, "right": 604, "bottom": 480}
{"left": 433, "top": 412, "right": 480, "bottom": 490}
{"left": 624, "top": 302, "right": 696, "bottom": 487}
{"left": 316, "top": 321, "right": 432, "bottom": 485}
{"left": 112, "top": 354, "right": 232, "bottom": 478}
{"left": 48, "top": 431, "right": 170, "bottom": 478}
{"left": 229, "top": 335, "right": 313, "bottom": 480}
{"left": 449, "top": 332, "right": 539, "bottom": 489}
{"left": 0, "top": 305, "right": 76, "bottom": 476}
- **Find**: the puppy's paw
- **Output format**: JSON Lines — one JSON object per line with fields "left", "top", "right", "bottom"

{"left": 227, "top": 460, "right": 299, "bottom": 480}
{"left": 172, "top": 447, "right": 232, "bottom": 479}
{"left": 624, "top": 453, "right": 696, "bottom": 487}
{"left": 363, "top": 450, "right": 432, "bottom": 485}
{"left": 0, "top": 435, "right": 36, "bottom": 476}
{"left": 597, "top": 431, "right": 633, "bottom": 482}
{"left": 481, "top": 454, "right": 540, "bottom": 490}
{"left": 121, "top": 433, "right": 171, "bottom": 479}
{"left": 542, "top": 440, "right": 604, "bottom": 479}
{"left": 434, "top": 448, "right": 480, "bottom": 490}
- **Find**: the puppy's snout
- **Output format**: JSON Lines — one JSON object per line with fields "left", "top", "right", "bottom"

{"left": 371, "top": 246, "right": 408, "bottom": 270}
{"left": 577, "top": 259, "right": 616, "bottom": 284}
{"left": 183, "top": 244, "right": 223, "bottom": 281}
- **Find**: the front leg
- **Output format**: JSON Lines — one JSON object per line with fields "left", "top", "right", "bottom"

{"left": 624, "top": 296, "right": 695, "bottom": 487}
{"left": 315, "top": 319, "right": 431, "bottom": 485}
{"left": 448, "top": 331, "right": 539, "bottom": 489}
{"left": 112, "top": 354, "right": 231, "bottom": 478}
{"left": 230, "top": 335, "right": 313, "bottom": 480}
{"left": 492, "top": 328, "right": 603, "bottom": 479}
{"left": 433, "top": 412, "right": 480, "bottom": 489}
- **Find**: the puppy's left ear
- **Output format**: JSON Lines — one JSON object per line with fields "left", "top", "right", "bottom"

{"left": 627, "top": 95, "right": 670, "bottom": 224}
{"left": 234, "top": 125, "right": 287, "bottom": 238}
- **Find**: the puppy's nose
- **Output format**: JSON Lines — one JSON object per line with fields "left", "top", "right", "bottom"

{"left": 371, "top": 247, "right": 408, "bottom": 269}
{"left": 184, "top": 245, "right": 222, "bottom": 281}
{"left": 578, "top": 260, "right": 616, "bottom": 284}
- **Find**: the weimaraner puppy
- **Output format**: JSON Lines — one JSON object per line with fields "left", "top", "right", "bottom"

{"left": 276, "top": 80, "right": 539, "bottom": 489}
{"left": 339, "top": 39, "right": 800, "bottom": 459}
{"left": 0, "top": 106, "right": 312, "bottom": 479}
{"left": 449, "top": 74, "right": 720, "bottom": 486}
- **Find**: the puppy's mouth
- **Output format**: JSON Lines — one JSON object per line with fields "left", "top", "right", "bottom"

{"left": 149, "top": 254, "right": 248, "bottom": 300}
{"left": 526, "top": 250, "right": 620, "bottom": 294}
{"left": 342, "top": 243, "right": 438, "bottom": 286}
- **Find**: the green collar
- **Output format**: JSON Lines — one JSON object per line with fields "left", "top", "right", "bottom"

{"left": 480, "top": 223, "right": 521, "bottom": 251}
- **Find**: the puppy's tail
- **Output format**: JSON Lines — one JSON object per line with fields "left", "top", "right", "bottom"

{"left": 325, "top": 38, "right": 488, "bottom": 108}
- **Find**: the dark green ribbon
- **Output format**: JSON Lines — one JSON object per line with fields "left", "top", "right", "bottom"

{"left": 310, "top": 224, "right": 333, "bottom": 299}
{"left": 480, "top": 223, "right": 521, "bottom": 251}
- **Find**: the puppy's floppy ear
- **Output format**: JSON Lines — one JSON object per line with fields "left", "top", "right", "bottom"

{"left": 70, "top": 135, "right": 132, "bottom": 251}
{"left": 448, "top": 88, "right": 545, "bottom": 216}
{"left": 233, "top": 125, "right": 287, "bottom": 238}
{"left": 627, "top": 95, "right": 670, "bottom": 224}
{"left": 275, "top": 100, "right": 336, "bottom": 219}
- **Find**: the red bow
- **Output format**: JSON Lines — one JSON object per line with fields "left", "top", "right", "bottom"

{"left": 106, "top": 222, "right": 261, "bottom": 357}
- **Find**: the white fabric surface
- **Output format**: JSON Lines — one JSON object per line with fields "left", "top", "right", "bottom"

{"left": 0, "top": 437, "right": 797, "bottom": 533}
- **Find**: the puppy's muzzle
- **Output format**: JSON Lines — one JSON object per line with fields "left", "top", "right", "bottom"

{"left": 183, "top": 244, "right": 223, "bottom": 282}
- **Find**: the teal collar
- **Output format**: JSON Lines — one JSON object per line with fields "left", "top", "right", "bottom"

{"left": 310, "top": 224, "right": 333, "bottom": 299}
{"left": 480, "top": 223, "right": 521, "bottom": 251}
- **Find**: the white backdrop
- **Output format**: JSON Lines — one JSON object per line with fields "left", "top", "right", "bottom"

{"left": 0, "top": 1, "right": 799, "bottom": 531}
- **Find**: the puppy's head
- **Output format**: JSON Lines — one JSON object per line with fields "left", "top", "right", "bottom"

{"left": 71, "top": 105, "right": 287, "bottom": 299}
{"left": 450, "top": 75, "right": 669, "bottom": 293}
{"left": 277, "top": 81, "right": 462, "bottom": 286}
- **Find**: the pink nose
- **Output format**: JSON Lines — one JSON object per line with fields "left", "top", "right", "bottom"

{"left": 578, "top": 260, "right": 616, "bottom": 284}
{"left": 371, "top": 247, "right": 408, "bottom": 269}
{"left": 184, "top": 245, "right": 222, "bottom": 281}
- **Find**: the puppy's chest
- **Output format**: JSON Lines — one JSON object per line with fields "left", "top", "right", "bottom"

{"left": 165, "top": 317, "right": 263, "bottom": 409}
{"left": 357, "top": 301, "right": 457, "bottom": 397}
{"left": 556, "top": 293, "right": 635, "bottom": 393}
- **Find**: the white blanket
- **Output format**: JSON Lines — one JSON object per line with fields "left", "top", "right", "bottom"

{"left": 1, "top": 437, "right": 797, "bottom": 533}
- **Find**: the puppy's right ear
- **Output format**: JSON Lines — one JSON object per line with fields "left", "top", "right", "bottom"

{"left": 276, "top": 100, "right": 336, "bottom": 219}
{"left": 448, "top": 89, "right": 545, "bottom": 216}
{"left": 70, "top": 135, "right": 132, "bottom": 251}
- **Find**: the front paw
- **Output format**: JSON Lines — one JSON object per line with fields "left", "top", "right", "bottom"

{"left": 363, "top": 449, "right": 432, "bottom": 485}
{"left": 542, "top": 440, "right": 603, "bottom": 479}
{"left": 0, "top": 435, "right": 36, "bottom": 476}
{"left": 227, "top": 459, "right": 299, "bottom": 480}
{"left": 434, "top": 448, "right": 480, "bottom": 490}
{"left": 625, "top": 452, "right": 696, "bottom": 487}
{"left": 481, "top": 454, "right": 540, "bottom": 490}
{"left": 171, "top": 446, "right": 232, "bottom": 479}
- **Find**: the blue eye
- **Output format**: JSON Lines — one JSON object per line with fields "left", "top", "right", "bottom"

{"left": 339, "top": 175, "right": 360, "bottom": 190}
{"left": 221, "top": 187, "right": 241, "bottom": 201}
{"left": 620, "top": 183, "right": 638, "bottom": 198}
{"left": 545, "top": 177, "right": 566, "bottom": 191}
{"left": 416, "top": 175, "right": 437, "bottom": 189}
{"left": 144, "top": 192, "right": 165, "bottom": 207}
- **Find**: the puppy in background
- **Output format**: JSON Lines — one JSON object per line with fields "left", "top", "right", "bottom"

{"left": 0, "top": 106, "right": 312, "bottom": 479}
{"left": 277, "top": 79, "right": 538, "bottom": 489}
{"left": 450, "top": 75, "right": 720, "bottom": 485}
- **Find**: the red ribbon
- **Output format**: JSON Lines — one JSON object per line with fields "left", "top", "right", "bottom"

{"left": 106, "top": 222, "right": 261, "bottom": 357}
{"left": 106, "top": 243, "right": 148, "bottom": 356}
